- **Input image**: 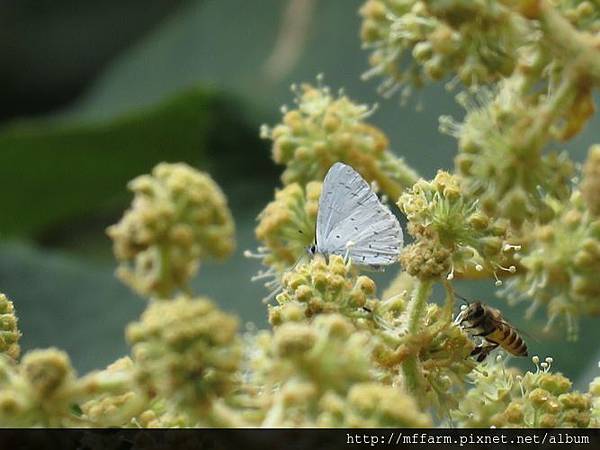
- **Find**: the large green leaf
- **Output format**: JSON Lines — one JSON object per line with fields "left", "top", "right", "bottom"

{"left": 0, "top": 87, "right": 268, "bottom": 239}
{"left": 0, "top": 242, "right": 144, "bottom": 373}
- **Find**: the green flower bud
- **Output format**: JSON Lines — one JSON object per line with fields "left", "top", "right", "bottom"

{"left": 496, "top": 358, "right": 589, "bottom": 427}
{"left": 21, "top": 349, "right": 75, "bottom": 402}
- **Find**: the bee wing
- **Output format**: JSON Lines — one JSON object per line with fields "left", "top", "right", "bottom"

{"left": 487, "top": 315, "right": 538, "bottom": 343}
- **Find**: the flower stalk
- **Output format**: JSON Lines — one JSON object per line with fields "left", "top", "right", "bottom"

{"left": 401, "top": 280, "right": 433, "bottom": 397}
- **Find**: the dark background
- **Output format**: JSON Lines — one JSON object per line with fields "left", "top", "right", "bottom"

{"left": 1, "top": 0, "right": 598, "bottom": 389}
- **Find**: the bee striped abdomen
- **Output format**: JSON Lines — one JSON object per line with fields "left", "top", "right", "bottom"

{"left": 486, "top": 325, "right": 509, "bottom": 345}
{"left": 488, "top": 324, "right": 528, "bottom": 356}
{"left": 511, "top": 335, "right": 528, "bottom": 357}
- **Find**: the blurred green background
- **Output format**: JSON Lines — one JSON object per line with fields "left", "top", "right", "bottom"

{"left": 1, "top": 0, "right": 599, "bottom": 389}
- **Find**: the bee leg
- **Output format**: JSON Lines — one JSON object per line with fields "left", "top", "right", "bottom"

{"left": 470, "top": 345, "right": 484, "bottom": 357}
{"left": 476, "top": 350, "right": 490, "bottom": 363}
{"left": 471, "top": 342, "right": 498, "bottom": 362}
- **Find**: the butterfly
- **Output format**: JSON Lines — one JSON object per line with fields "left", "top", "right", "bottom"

{"left": 307, "top": 162, "right": 404, "bottom": 270}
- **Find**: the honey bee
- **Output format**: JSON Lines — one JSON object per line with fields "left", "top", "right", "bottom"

{"left": 455, "top": 300, "right": 528, "bottom": 362}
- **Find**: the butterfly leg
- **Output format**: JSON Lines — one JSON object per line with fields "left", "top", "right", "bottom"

{"left": 343, "top": 240, "right": 355, "bottom": 265}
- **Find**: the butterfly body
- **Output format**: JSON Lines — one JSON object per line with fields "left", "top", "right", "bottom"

{"left": 312, "top": 163, "right": 403, "bottom": 269}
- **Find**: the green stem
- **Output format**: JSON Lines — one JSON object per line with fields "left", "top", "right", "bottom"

{"left": 402, "top": 280, "right": 433, "bottom": 396}
{"left": 407, "top": 280, "right": 432, "bottom": 335}
{"left": 442, "top": 279, "right": 456, "bottom": 322}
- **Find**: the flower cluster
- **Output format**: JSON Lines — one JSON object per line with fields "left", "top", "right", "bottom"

{"left": 126, "top": 296, "right": 242, "bottom": 425}
{"left": 0, "top": 349, "right": 133, "bottom": 427}
{"left": 452, "top": 356, "right": 522, "bottom": 427}
{"left": 419, "top": 303, "right": 476, "bottom": 398}
{"left": 503, "top": 192, "right": 600, "bottom": 339}
{"left": 252, "top": 182, "right": 321, "bottom": 272}
{"left": 269, "top": 255, "right": 377, "bottom": 326}
{"left": 393, "top": 301, "right": 476, "bottom": 412}
{"left": 441, "top": 83, "right": 575, "bottom": 228}
{"left": 261, "top": 82, "right": 418, "bottom": 199}
{"left": 495, "top": 357, "right": 591, "bottom": 428}
{"left": 360, "top": 0, "right": 526, "bottom": 95}
{"left": 0, "top": 293, "right": 20, "bottom": 360}
{"left": 79, "top": 357, "right": 146, "bottom": 427}
{"left": 107, "top": 163, "right": 235, "bottom": 298}
{"left": 398, "top": 171, "right": 516, "bottom": 282}
{"left": 255, "top": 314, "right": 431, "bottom": 427}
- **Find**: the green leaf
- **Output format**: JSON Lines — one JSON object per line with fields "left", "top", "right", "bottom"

{"left": 0, "top": 242, "right": 144, "bottom": 373}
{"left": 0, "top": 87, "right": 266, "bottom": 239}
